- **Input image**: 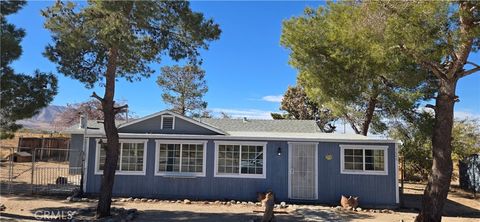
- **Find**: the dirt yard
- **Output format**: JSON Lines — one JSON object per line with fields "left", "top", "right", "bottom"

{"left": 1, "top": 182, "right": 479, "bottom": 222}
{"left": 402, "top": 182, "right": 480, "bottom": 218}
{"left": 0, "top": 161, "right": 80, "bottom": 185}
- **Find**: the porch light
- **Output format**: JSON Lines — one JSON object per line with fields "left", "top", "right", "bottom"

{"left": 277, "top": 147, "right": 282, "bottom": 156}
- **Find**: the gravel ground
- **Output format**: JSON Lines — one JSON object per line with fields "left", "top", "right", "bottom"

{"left": 0, "top": 194, "right": 478, "bottom": 222}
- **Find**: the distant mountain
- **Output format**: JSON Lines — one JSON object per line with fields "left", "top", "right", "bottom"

{"left": 17, "top": 105, "right": 66, "bottom": 130}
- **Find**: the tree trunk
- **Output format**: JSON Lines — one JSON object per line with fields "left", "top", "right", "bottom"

{"left": 96, "top": 47, "right": 119, "bottom": 218}
{"left": 416, "top": 78, "right": 458, "bottom": 222}
{"left": 360, "top": 93, "right": 378, "bottom": 136}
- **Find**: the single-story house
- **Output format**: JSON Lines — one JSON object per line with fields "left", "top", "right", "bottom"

{"left": 66, "top": 110, "right": 399, "bottom": 207}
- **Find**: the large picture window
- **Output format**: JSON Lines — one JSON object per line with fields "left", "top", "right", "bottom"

{"left": 214, "top": 141, "right": 267, "bottom": 178}
{"left": 155, "top": 140, "right": 206, "bottom": 177}
{"left": 95, "top": 139, "right": 147, "bottom": 175}
{"left": 340, "top": 145, "right": 388, "bottom": 175}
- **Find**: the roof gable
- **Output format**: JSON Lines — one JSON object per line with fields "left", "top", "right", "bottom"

{"left": 117, "top": 110, "right": 226, "bottom": 135}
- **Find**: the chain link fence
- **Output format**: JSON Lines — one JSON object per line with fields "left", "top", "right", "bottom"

{"left": 0, "top": 146, "right": 83, "bottom": 195}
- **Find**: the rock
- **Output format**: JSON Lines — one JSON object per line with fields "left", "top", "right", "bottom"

{"left": 126, "top": 213, "right": 135, "bottom": 221}
{"left": 356, "top": 207, "right": 362, "bottom": 212}
{"left": 147, "top": 199, "right": 153, "bottom": 203}
{"left": 184, "top": 199, "right": 191, "bottom": 204}
{"left": 66, "top": 196, "right": 73, "bottom": 201}
{"left": 203, "top": 201, "right": 209, "bottom": 204}
{"left": 127, "top": 197, "right": 133, "bottom": 202}
{"left": 280, "top": 202, "right": 287, "bottom": 208}
{"left": 72, "top": 197, "right": 80, "bottom": 202}
{"left": 236, "top": 201, "right": 241, "bottom": 204}
{"left": 227, "top": 202, "right": 232, "bottom": 206}
{"left": 140, "top": 198, "right": 147, "bottom": 202}
{"left": 104, "top": 218, "right": 116, "bottom": 222}
{"left": 176, "top": 200, "right": 182, "bottom": 203}
{"left": 81, "top": 198, "right": 88, "bottom": 202}
{"left": 0, "top": 204, "right": 6, "bottom": 211}
{"left": 335, "top": 206, "right": 342, "bottom": 210}
{"left": 248, "top": 201, "right": 254, "bottom": 205}
{"left": 127, "top": 208, "right": 137, "bottom": 214}
{"left": 214, "top": 201, "right": 220, "bottom": 204}
{"left": 153, "top": 199, "right": 159, "bottom": 202}
{"left": 382, "top": 209, "right": 393, "bottom": 214}
{"left": 120, "top": 198, "right": 127, "bottom": 202}
{"left": 111, "top": 199, "right": 117, "bottom": 202}
{"left": 134, "top": 198, "right": 140, "bottom": 202}
{"left": 241, "top": 201, "right": 247, "bottom": 205}
{"left": 170, "top": 200, "right": 175, "bottom": 203}
{"left": 255, "top": 202, "right": 261, "bottom": 206}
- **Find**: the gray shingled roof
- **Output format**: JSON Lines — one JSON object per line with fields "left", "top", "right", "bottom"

{"left": 65, "top": 118, "right": 321, "bottom": 135}
{"left": 195, "top": 118, "right": 321, "bottom": 133}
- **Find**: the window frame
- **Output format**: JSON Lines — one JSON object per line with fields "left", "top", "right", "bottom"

{"left": 94, "top": 139, "right": 148, "bottom": 175}
{"left": 160, "top": 115, "right": 175, "bottom": 130}
{"left": 154, "top": 140, "right": 207, "bottom": 177}
{"left": 340, "top": 145, "right": 388, "bottom": 175}
{"left": 214, "top": 141, "right": 267, "bottom": 179}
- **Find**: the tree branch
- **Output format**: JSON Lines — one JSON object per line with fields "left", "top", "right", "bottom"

{"left": 398, "top": 44, "right": 446, "bottom": 80}
{"left": 343, "top": 113, "right": 360, "bottom": 134}
{"left": 91, "top": 92, "right": 104, "bottom": 102}
{"left": 458, "top": 67, "right": 480, "bottom": 78}
{"left": 113, "top": 104, "right": 128, "bottom": 114}
{"left": 466, "top": 61, "right": 480, "bottom": 68}
{"left": 425, "top": 104, "right": 436, "bottom": 110}
{"left": 450, "top": 1, "right": 475, "bottom": 79}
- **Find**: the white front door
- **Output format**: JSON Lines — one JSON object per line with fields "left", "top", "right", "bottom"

{"left": 288, "top": 142, "right": 318, "bottom": 199}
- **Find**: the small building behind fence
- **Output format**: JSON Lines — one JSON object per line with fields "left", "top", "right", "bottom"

{"left": 6, "top": 151, "right": 32, "bottom": 162}
{"left": 17, "top": 136, "right": 70, "bottom": 161}
{"left": 459, "top": 154, "right": 480, "bottom": 193}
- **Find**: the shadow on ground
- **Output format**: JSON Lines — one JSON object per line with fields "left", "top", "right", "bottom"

{"left": 293, "top": 208, "right": 373, "bottom": 222}
{"left": 134, "top": 208, "right": 373, "bottom": 222}
{"left": 135, "top": 209, "right": 297, "bottom": 222}
{"left": 0, "top": 192, "right": 70, "bottom": 202}
{"left": 402, "top": 193, "right": 480, "bottom": 218}
{"left": 0, "top": 212, "right": 38, "bottom": 221}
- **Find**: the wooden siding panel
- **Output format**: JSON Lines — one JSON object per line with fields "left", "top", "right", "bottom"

{"left": 118, "top": 115, "right": 220, "bottom": 135}
{"left": 82, "top": 136, "right": 397, "bottom": 206}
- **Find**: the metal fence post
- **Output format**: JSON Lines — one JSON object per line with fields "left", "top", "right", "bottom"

{"left": 8, "top": 147, "right": 13, "bottom": 194}
{"left": 31, "top": 147, "right": 36, "bottom": 194}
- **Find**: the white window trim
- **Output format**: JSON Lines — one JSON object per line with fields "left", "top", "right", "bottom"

{"left": 160, "top": 115, "right": 175, "bottom": 130}
{"left": 214, "top": 141, "right": 267, "bottom": 179}
{"left": 94, "top": 139, "right": 148, "bottom": 175}
{"left": 340, "top": 145, "right": 388, "bottom": 175}
{"left": 154, "top": 140, "right": 207, "bottom": 177}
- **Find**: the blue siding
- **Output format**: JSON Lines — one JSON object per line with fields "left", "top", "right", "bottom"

{"left": 82, "top": 137, "right": 397, "bottom": 207}
{"left": 118, "top": 115, "right": 220, "bottom": 135}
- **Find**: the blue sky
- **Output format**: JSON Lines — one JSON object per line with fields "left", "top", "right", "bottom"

{"left": 8, "top": 1, "right": 480, "bottom": 122}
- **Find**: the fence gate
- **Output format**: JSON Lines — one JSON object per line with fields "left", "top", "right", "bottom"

{"left": 0, "top": 147, "right": 84, "bottom": 195}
